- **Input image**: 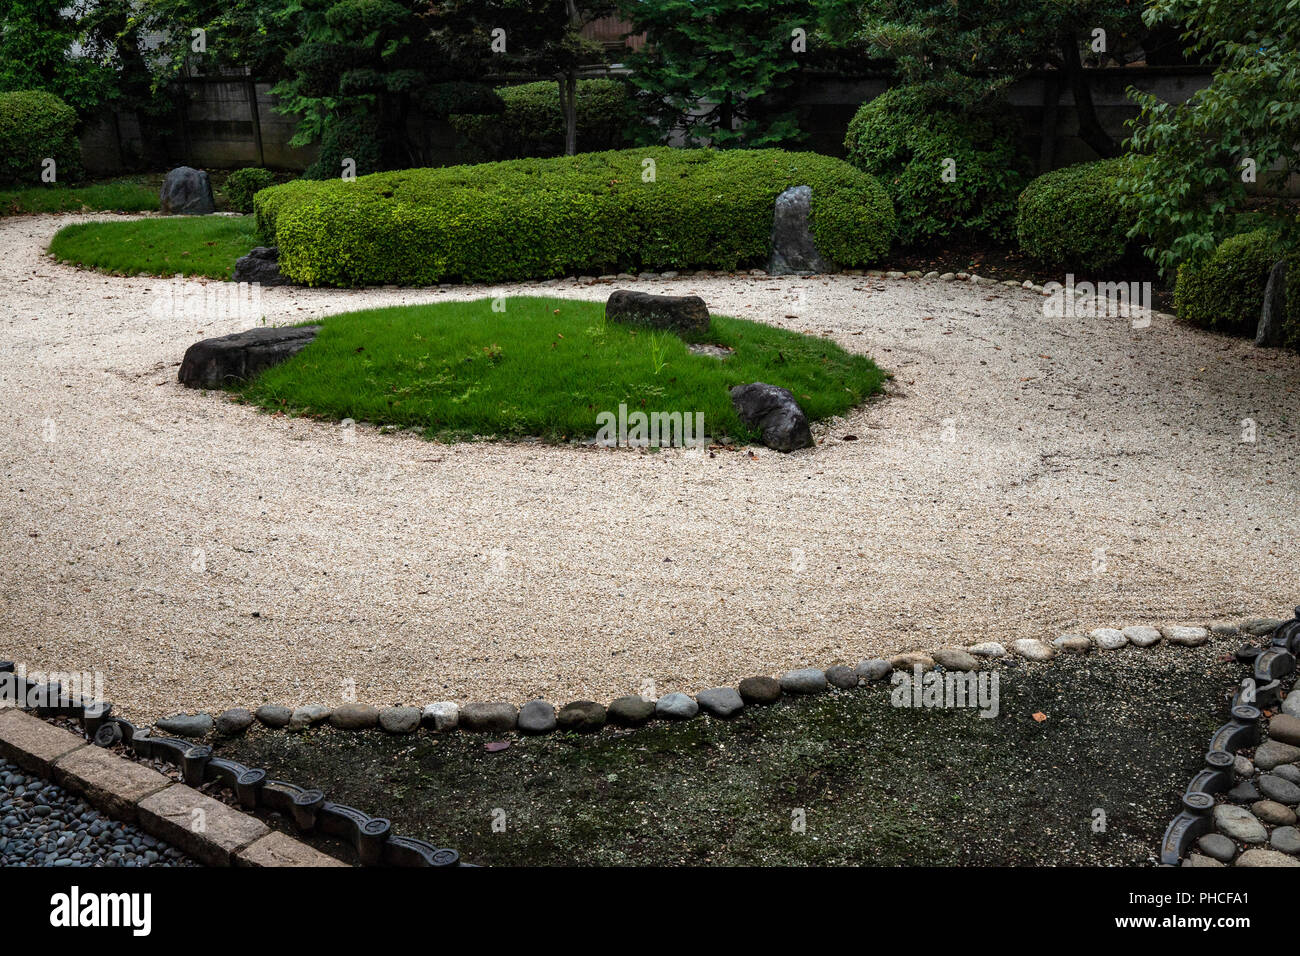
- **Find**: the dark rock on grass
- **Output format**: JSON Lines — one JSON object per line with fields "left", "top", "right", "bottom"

{"left": 155, "top": 713, "right": 213, "bottom": 738}
{"left": 655, "top": 692, "right": 698, "bottom": 720}
{"left": 330, "top": 703, "right": 379, "bottom": 731}
{"left": 729, "top": 383, "right": 812, "bottom": 452}
{"left": 178, "top": 325, "right": 321, "bottom": 389}
{"left": 255, "top": 704, "right": 292, "bottom": 728}
{"left": 605, "top": 289, "right": 710, "bottom": 336}
{"left": 824, "top": 665, "right": 859, "bottom": 689}
{"left": 232, "top": 246, "right": 290, "bottom": 286}
{"left": 460, "top": 701, "right": 518, "bottom": 733}
{"left": 737, "top": 676, "right": 781, "bottom": 704}
{"left": 1259, "top": 774, "right": 1300, "bottom": 805}
{"left": 378, "top": 706, "right": 421, "bottom": 734}
{"left": 518, "top": 699, "right": 557, "bottom": 734}
{"left": 854, "top": 659, "right": 891, "bottom": 681}
{"left": 697, "top": 687, "right": 744, "bottom": 718}
{"left": 557, "top": 701, "right": 606, "bottom": 732}
{"left": 607, "top": 696, "right": 655, "bottom": 726}
{"left": 214, "top": 708, "right": 254, "bottom": 736}
{"left": 1197, "top": 833, "right": 1238, "bottom": 863}
{"left": 768, "top": 185, "right": 831, "bottom": 276}
{"left": 780, "top": 668, "right": 827, "bottom": 695}
{"left": 160, "top": 166, "right": 215, "bottom": 215}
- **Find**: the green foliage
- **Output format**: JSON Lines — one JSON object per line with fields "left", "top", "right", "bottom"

{"left": 1124, "top": 0, "right": 1300, "bottom": 276}
{"left": 843, "top": 86, "right": 1027, "bottom": 246}
{"left": 47, "top": 215, "right": 260, "bottom": 279}
{"left": 450, "top": 80, "right": 638, "bottom": 162}
{"left": 255, "top": 147, "right": 896, "bottom": 286}
{"left": 0, "top": 90, "right": 82, "bottom": 186}
{"left": 1016, "top": 157, "right": 1144, "bottom": 269}
{"left": 0, "top": 179, "right": 156, "bottom": 215}
{"left": 617, "top": 0, "right": 813, "bottom": 147}
{"left": 304, "top": 112, "right": 381, "bottom": 180}
{"left": 1172, "top": 228, "right": 1298, "bottom": 344}
{"left": 224, "top": 168, "right": 277, "bottom": 213}
{"left": 237, "top": 296, "right": 886, "bottom": 443}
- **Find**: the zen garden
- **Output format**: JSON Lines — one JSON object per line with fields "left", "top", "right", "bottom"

{"left": 1, "top": 0, "right": 1299, "bottom": 911}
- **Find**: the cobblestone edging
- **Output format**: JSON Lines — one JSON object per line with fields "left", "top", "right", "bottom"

{"left": 1161, "top": 608, "right": 1300, "bottom": 867}
{"left": 0, "top": 666, "right": 461, "bottom": 868}
{"left": 116, "top": 618, "right": 1287, "bottom": 744}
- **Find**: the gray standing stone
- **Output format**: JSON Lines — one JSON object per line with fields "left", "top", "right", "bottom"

{"left": 557, "top": 700, "right": 606, "bottom": 732}
{"left": 378, "top": 706, "right": 421, "bottom": 734}
{"left": 459, "top": 702, "right": 518, "bottom": 733}
{"left": 608, "top": 695, "right": 656, "bottom": 725}
{"left": 729, "top": 383, "right": 813, "bottom": 452}
{"left": 932, "top": 648, "right": 979, "bottom": 670}
{"left": 1214, "top": 804, "right": 1268, "bottom": 844}
{"left": 655, "top": 692, "right": 698, "bottom": 720}
{"left": 330, "top": 703, "right": 379, "bottom": 730}
{"left": 1255, "top": 259, "right": 1288, "bottom": 347}
{"left": 767, "top": 185, "right": 830, "bottom": 275}
{"left": 697, "top": 687, "right": 744, "bottom": 718}
{"left": 178, "top": 325, "right": 321, "bottom": 389}
{"left": 518, "top": 699, "right": 557, "bottom": 734}
{"left": 605, "top": 289, "right": 709, "bottom": 335}
{"left": 780, "top": 668, "right": 828, "bottom": 695}
{"left": 1255, "top": 739, "right": 1300, "bottom": 771}
{"left": 1270, "top": 825, "right": 1300, "bottom": 854}
{"left": 255, "top": 704, "right": 292, "bottom": 728}
{"left": 824, "top": 665, "right": 860, "bottom": 688}
{"left": 1197, "top": 833, "right": 1238, "bottom": 863}
{"left": 738, "top": 676, "right": 781, "bottom": 704}
{"left": 232, "top": 246, "right": 290, "bottom": 286}
{"left": 1259, "top": 774, "right": 1300, "bottom": 805}
{"left": 422, "top": 701, "right": 458, "bottom": 731}
{"left": 854, "top": 659, "right": 892, "bottom": 680}
{"left": 160, "top": 166, "right": 215, "bottom": 215}
{"left": 1123, "top": 625, "right": 1162, "bottom": 647}
{"left": 155, "top": 714, "right": 213, "bottom": 738}
{"left": 214, "top": 708, "right": 254, "bottom": 736}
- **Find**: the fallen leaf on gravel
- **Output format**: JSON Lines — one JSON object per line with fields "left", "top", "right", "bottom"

{"left": 1032, "top": 712, "right": 1047, "bottom": 722}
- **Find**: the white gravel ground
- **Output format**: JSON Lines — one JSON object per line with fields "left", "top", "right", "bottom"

{"left": 3, "top": 213, "right": 1298, "bottom": 721}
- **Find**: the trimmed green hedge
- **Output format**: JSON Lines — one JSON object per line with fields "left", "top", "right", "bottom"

{"left": 1173, "top": 228, "right": 1299, "bottom": 345}
{"left": 255, "top": 147, "right": 896, "bottom": 286}
{"left": 1016, "top": 157, "right": 1143, "bottom": 270}
{"left": 843, "top": 86, "right": 1027, "bottom": 246}
{"left": 0, "top": 90, "right": 82, "bottom": 186}
{"left": 224, "top": 167, "right": 276, "bottom": 213}
{"left": 450, "top": 79, "right": 638, "bottom": 161}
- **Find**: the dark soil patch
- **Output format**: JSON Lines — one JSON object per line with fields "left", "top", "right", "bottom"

{"left": 220, "top": 644, "right": 1238, "bottom": 866}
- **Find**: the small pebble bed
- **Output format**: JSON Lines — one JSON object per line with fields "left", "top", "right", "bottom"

{"left": 0, "top": 758, "right": 195, "bottom": 867}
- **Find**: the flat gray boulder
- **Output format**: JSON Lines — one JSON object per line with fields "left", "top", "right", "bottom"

{"left": 768, "top": 185, "right": 830, "bottom": 275}
{"left": 178, "top": 325, "right": 320, "bottom": 389}
{"left": 606, "top": 289, "right": 710, "bottom": 335}
{"left": 232, "top": 246, "right": 291, "bottom": 286}
{"left": 730, "top": 382, "right": 813, "bottom": 452}
{"left": 160, "top": 166, "right": 215, "bottom": 215}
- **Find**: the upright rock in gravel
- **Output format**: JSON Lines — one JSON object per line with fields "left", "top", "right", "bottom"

{"left": 232, "top": 246, "right": 290, "bottom": 286}
{"left": 729, "top": 382, "right": 813, "bottom": 452}
{"left": 178, "top": 325, "right": 320, "bottom": 388}
{"left": 605, "top": 289, "right": 710, "bottom": 335}
{"left": 1255, "top": 260, "right": 1288, "bottom": 347}
{"left": 767, "top": 185, "right": 830, "bottom": 275}
{"left": 160, "top": 166, "right": 215, "bottom": 215}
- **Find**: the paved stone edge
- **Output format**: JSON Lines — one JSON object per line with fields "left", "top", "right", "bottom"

{"left": 1160, "top": 608, "right": 1300, "bottom": 866}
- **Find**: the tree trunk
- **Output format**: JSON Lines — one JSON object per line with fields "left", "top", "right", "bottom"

{"left": 1059, "top": 33, "right": 1118, "bottom": 159}
{"left": 560, "top": 72, "right": 578, "bottom": 156}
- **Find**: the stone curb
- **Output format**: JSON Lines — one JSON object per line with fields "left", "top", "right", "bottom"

{"left": 0, "top": 703, "right": 343, "bottom": 867}
{"left": 1160, "top": 608, "right": 1300, "bottom": 866}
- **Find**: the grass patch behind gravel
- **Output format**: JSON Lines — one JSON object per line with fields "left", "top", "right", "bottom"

{"left": 237, "top": 296, "right": 885, "bottom": 443}
{"left": 1, "top": 179, "right": 158, "bottom": 216}
{"left": 47, "top": 214, "right": 258, "bottom": 279}
{"left": 221, "top": 644, "right": 1235, "bottom": 866}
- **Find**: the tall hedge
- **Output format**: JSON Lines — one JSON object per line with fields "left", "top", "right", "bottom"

{"left": 1016, "top": 157, "right": 1144, "bottom": 270}
{"left": 255, "top": 147, "right": 896, "bottom": 286}
{"left": 450, "top": 80, "right": 638, "bottom": 161}
{"left": 1173, "top": 227, "right": 1299, "bottom": 346}
{"left": 0, "top": 91, "right": 83, "bottom": 186}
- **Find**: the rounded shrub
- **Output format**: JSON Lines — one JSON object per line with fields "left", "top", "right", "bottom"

{"left": 303, "top": 111, "right": 381, "bottom": 180}
{"left": 255, "top": 147, "right": 896, "bottom": 287}
{"left": 843, "top": 86, "right": 1028, "bottom": 246}
{"left": 224, "top": 167, "right": 276, "bottom": 213}
{"left": 0, "top": 90, "right": 83, "bottom": 186}
{"left": 1173, "top": 228, "right": 1298, "bottom": 340}
{"left": 1016, "top": 157, "right": 1144, "bottom": 270}
{"left": 450, "top": 80, "right": 638, "bottom": 161}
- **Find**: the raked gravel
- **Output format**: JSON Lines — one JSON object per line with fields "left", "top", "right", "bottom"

{"left": 2, "top": 213, "right": 1299, "bottom": 722}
